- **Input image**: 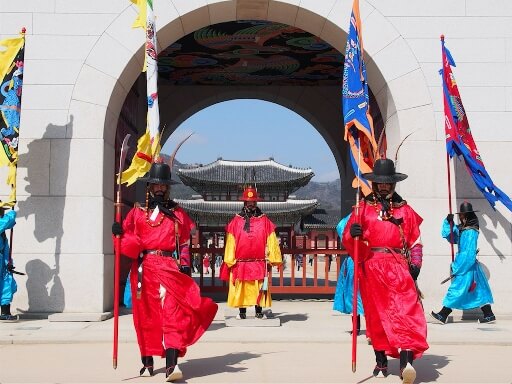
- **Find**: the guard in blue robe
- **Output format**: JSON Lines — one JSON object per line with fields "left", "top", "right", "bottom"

{"left": 333, "top": 213, "right": 364, "bottom": 334}
{"left": 431, "top": 201, "right": 495, "bottom": 324}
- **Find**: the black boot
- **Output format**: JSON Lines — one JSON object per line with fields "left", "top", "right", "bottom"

{"left": 372, "top": 350, "right": 388, "bottom": 377}
{"left": 399, "top": 350, "right": 416, "bottom": 384}
{"left": 139, "top": 356, "right": 154, "bottom": 376}
{"left": 479, "top": 304, "right": 496, "bottom": 323}
{"left": 165, "top": 348, "right": 183, "bottom": 382}
{"left": 237, "top": 307, "right": 247, "bottom": 320}
{"left": 0, "top": 304, "right": 18, "bottom": 322}
{"left": 255, "top": 305, "right": 265, "bottom": 319}
{"left": 430, "top": 306, "right": 452, "bottom": 324}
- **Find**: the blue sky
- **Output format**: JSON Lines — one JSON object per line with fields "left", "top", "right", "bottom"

{"left": 161, "top": 99, "right": 339, "bottom": 182}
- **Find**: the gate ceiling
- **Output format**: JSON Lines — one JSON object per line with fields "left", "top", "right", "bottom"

{"left": 157, "top": 21, "right": 343, "bottom": 86}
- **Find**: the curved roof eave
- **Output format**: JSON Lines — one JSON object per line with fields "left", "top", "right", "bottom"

{"left": 177, "top": 158, "right": 314, "bottom": 184}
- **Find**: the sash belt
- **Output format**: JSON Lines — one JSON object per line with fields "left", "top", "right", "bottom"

{"left": 142, "top": 249, "right": 175, "bottom": 257}
{"left": 370, "top": 247, "right": 403, "bottom": 254}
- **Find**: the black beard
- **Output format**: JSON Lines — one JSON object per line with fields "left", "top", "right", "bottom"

{"left": 149, "top": 194, "right": 165, "bottom": 209}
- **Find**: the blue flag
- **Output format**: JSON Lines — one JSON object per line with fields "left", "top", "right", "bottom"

{"left": 342, "top": 0, "right": 377, "bottom": 196}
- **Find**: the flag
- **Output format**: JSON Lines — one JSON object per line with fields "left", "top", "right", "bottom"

{"left": 0, "top": 29, "right": 25, "bottom": 207}
{"left": 121, "top": 0, "right": 161, "bottom": 185}
{"left": 342, "top": 0, "right": 377, "bottom": 196}
{"left": 440, "top": 36, "right": 512, "bottom": 212}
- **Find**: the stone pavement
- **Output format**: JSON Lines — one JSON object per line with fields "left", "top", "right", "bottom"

{"left": 0, "top": 299, "right": 511, "bottom": 383}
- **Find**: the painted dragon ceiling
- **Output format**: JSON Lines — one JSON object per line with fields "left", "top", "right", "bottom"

{"left": 157, "top": 20, "right": 343, "bottom": 86}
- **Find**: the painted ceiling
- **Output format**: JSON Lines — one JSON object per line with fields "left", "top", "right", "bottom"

{"left": 157, "top": 20, "right": 343, "bottom": 86}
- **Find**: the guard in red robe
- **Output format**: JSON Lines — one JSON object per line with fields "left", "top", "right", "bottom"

{"left": 342, "top": 159, "right": 428, "bottom": 384}
{"left": 112, "top": 161, "right": 218, "bottom": 382}
{"left": 221, "top": 186, "right": 282, "bottom": 319}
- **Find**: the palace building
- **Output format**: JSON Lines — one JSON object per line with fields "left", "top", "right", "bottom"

{"left": 175, "top": 158, "right": 321, "bottom": 246}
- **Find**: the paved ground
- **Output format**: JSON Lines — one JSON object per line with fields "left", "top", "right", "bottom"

{"left": 1, "top": 300, "right": 511, "bottom": 383}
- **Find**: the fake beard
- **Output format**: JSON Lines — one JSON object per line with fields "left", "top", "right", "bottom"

{"left": 149, "top": 193, "right": 165, "bottom": 208}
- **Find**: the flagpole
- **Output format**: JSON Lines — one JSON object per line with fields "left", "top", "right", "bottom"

{"left": 441, "top": 35, "right": 456, "bottom": 262}
{"left": 445, "top": 153, "right": 455, "bottom": 262}
{"left": 351, "top": 189, "right": 360, "bottom": 373}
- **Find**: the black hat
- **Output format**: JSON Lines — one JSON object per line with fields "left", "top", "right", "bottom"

{"left": 362, "top": 158, "right": 408, "bottom": 183}
{"left": 456, "top": 201, "right": 478, "bottom": 214}
{"left": 139, "top": 162, "right": 179, "bottom": 185}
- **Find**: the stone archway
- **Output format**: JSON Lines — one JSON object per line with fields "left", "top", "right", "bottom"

{"left": 70, "top": 0, "right": 431, "bottom": 199}
{"left": 67, "top": 0, "right": 433, "bottom": 312}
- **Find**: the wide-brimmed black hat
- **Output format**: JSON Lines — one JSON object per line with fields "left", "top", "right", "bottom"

{"left": 456, "top": 201, "right": 478, "bottom": 214}
{"left": 362, "top": 158, "right": 408, "bottom": 183}
{"left": 139, "top": 162, "right": 179, "bottom": 185}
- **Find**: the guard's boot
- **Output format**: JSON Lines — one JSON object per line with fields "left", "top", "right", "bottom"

{"left": 0, "top": 304, "right": 18, "bottom": 322}
{"left": 400, "top": 350, "right": 416, "bottom": 384}
{"left": 430, "top": 306, "right": 451, "bottom": 324}
{"left": 479, "top": 304, "right": 496, "bottom": 324}
{"left": 236, "top": 307, "right": 247, "bottom": 320}
{"left": 139, "top": 356, "right": 154, "bottom": 376}
{"left": 372, "top": 350, "right": 388, "bottom": 378}
{"left": 255, "top": 305, "right": 265, "bottom": 319}
{"left": 165, "top": 348, "right": 183, "bottom": 382}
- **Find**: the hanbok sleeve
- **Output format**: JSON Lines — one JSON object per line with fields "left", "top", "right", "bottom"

{"left": 441, "top": 219, "right": 459, "bottom": 244}
{"left": 118, "top": 208, "right": 142, "bottom": 259}
{"left": 223, "top": 233, "right": 237, "bottom": 268}
{"left": 266, "top": 232, "right": 282, "bottom": 265}
{"left": 451, "top": 229, "right": 478, "bottom": 276}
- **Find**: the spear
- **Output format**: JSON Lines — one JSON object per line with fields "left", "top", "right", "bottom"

{"left": 113, "top": 134, "right": 131, "bottom": 369}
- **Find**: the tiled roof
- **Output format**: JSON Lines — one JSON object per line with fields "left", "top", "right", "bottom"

{"left": 177, "top": 158, "right": 314, "bottom": 185}
{"left": 302, "top": 210, "right": 340, "bottom": 230}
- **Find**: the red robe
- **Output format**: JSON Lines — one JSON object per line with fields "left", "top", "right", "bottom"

{"left": 222, "top": 214, "right": 282, "bottom": 307}
{"left": 342, "top": 199, "right": 429, "bottom": 359}
{"left": 119, "top": 205, "right": 218, "bottom": 357}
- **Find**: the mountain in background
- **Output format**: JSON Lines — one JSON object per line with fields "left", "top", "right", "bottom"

{"left": 294, "top": 178, "right": 342, "bottom": 218}
{"left": 166, "top": 156, "right": 342, "bottom": 217}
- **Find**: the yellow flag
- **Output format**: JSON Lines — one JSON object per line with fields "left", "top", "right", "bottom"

{"left": 0, "top": 31, "right": 25, "bottom": 207}
{"left": 130, "top": 0, "right": 147, "bottom": 30}
{"left": 121, "top": 0, "right": 161, "bottom": 185}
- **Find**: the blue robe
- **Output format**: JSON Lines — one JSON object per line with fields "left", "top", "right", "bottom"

{"left": 441, "top": 219, "right": 493, "bottom": 309}
{"left": 333, "top": 214, "right": 364, "bottom": 315}
{"left": 0, "top": 211, "right": 17, "bottom": 305}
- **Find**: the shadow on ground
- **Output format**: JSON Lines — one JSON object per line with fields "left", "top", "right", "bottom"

{"left": 273, "top": 312, "right": 308, "bottom": 324}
